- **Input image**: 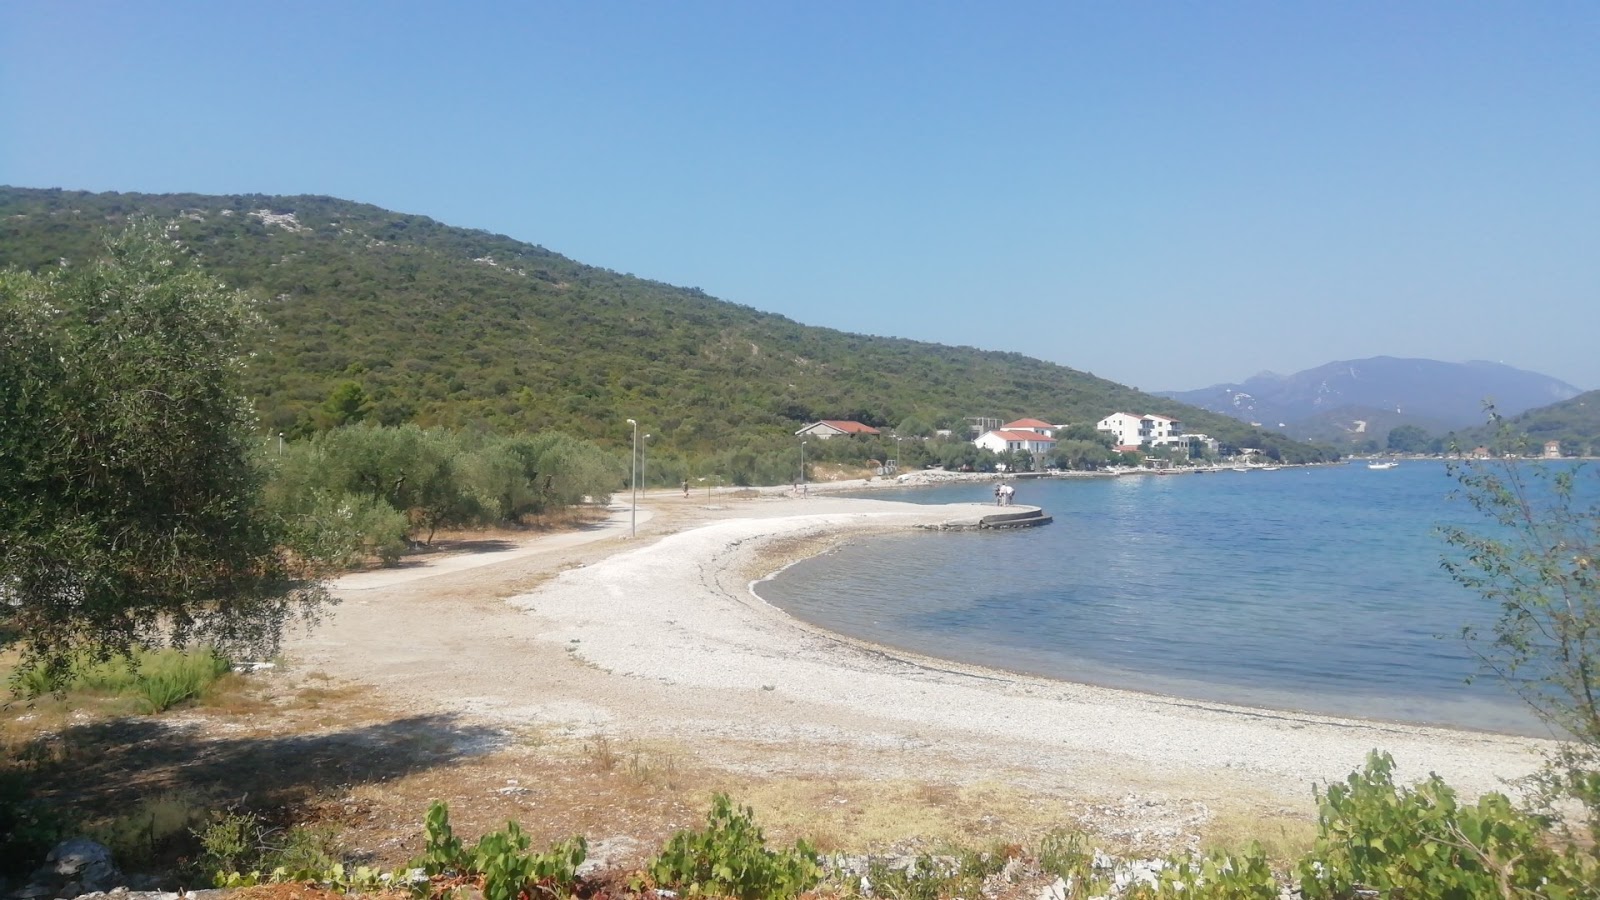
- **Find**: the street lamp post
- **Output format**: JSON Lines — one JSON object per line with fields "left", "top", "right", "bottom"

{"left": 277, "top": 432, "right": 284, "bottom": 456}
{"left": 800, "top": 440, "right": 807, "bottom": 497}
{"left": 626, "top": 418, "right": 638, "bottom": 537}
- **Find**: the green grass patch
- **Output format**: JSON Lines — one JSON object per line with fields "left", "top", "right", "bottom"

{"left": 13, "top": 647, "right": 231, "bottom": 714}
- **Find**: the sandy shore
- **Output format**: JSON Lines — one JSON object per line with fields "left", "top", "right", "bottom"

{"left": 290, "top": 491, "right": 1553, "bottom": 837}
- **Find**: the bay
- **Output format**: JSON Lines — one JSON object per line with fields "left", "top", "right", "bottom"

{"left": 755, "top": 461, "right": 1553, "bottom": 735}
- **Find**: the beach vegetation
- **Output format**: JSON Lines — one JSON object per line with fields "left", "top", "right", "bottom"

{"left": 644, "top": 793, "right": 820, "bottom": 899}
{"left": 1295, "top": 751, "right": 1597, "bottom": 899}
{"left": 265, "top": 424, "right": 621, "bottom": 553}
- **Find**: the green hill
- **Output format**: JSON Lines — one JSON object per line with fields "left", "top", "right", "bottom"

{"left": 1454, "top": 390, "right": 1600, "bottom": 456}
{"left": 0, "top": 186, "right": 1333, "bottom": 462}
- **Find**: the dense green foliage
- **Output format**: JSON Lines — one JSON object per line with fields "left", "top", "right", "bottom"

{"left": 0, "top": 187, "right": 1336, "bottom": 466}
{"left": 0, "top": 223, "right": 327, "bottom": 676}
{"left": 266, "top": 424, "right": 622, "bottom": 557}
{"left": 645, "top": 794, "right": 820, "bottom": 899}
{"left": 1296, "top": 752, "right": 1598, "bottom": 899}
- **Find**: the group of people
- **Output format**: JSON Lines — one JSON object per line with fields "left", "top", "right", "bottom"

{"left": 993, "top": 482, "right": 1016, "bottom": 506}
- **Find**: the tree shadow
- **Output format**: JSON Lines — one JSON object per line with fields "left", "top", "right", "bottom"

{"left": 23, "top": 713, "right": 506, "bottom": 818}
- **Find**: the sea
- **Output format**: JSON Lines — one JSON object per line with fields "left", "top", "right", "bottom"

{"left": 754, "top": 460, "right": 1577, "bottom": 736}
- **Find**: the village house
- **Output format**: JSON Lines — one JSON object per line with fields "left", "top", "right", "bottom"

{"left": 1096, "top": 412, "right": 1183, "bottom": 447}
{"left": 795, "top": 420, "right": 881, "bottom": 439}
{"left": 1544, "top": 440, "right": 1563, "bottom": 459}
{"left": 974, "top": 429, "right": 1057, "bottom": 456}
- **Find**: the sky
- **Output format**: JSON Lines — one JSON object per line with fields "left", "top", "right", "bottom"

{"left": 2, "top": 2, "right": 1596, "bottom": 392}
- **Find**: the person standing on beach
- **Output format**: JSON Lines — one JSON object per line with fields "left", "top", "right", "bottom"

{"left": 682, "top": 480, "right": 689, "bottom": 498}
{"left": 994, "top": 483, "right": 1003, "bottom": 506}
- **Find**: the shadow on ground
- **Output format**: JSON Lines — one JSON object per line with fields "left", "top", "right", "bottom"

{"left": 23, "top": 713, "right": 503, "bottom": 817}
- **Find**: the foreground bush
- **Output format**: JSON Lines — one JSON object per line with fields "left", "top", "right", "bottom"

{"left": 162, "top": 755, "right": 1600, "bottom": 898}
{"left": 645, "top": 793, "right": 820, "bottom": 899}
{"left": 1296, "top": 751, "right": 1598, "bottom": 900}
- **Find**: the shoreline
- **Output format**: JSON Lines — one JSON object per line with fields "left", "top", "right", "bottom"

{"left": 507, "top": 500, "right": 1552, "bottom": 802}
{"left": 284, "top": 491, "right": 1556, "bottom": 844}
{"left": 742, "top": 527, "right": 1542, "bottom": 742}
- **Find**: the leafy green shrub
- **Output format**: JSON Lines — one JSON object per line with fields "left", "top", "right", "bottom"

{"left": 415, "top": 800, "right": 464, "bottom": 875}
{"left": 195, "top": 808, "right": 261, "bottom": 877}
{"left": 1297, "top": 750, "right": 1599, "bottom": 899}
{"left": 412, "top": 800, "right": 586, "bottom": 900}
{"left": 647, "top": 793, "right": 820, "bottom": 899}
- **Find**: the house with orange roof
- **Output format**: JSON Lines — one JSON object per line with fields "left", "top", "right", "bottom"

{"left": 1000, "top": 418, "right": 1058, "bottom": 438}
{"left": 974, "top": 429, "right": 1057, "bottom": 456}
{"left": 795, "top": 420, "right": 881, "bottom": 440}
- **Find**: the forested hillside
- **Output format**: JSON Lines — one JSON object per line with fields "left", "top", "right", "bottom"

{"left": 0, "top": 187, "right": 1330, "bottom": 462}
{"left": 1455, "top": 390, "right": 1600, "bottom": 456}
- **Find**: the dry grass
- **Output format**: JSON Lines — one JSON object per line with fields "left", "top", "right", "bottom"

{"left": 1200, "top": 804, "right": 1318, "bottom": 862}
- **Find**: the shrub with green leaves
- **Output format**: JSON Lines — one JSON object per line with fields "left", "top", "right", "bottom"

{"left": 412, "top": 800, "right": 586, "bottom": 900}
{"left": 647, "top": 793, "right": 820, "bottom": 900}
{"left": 1297, "top": 750, "right": 1598, "bottom": 899}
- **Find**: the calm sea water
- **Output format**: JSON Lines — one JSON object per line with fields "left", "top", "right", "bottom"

{"left": 756, "top": 462, "right": 1560, "bottom": 735}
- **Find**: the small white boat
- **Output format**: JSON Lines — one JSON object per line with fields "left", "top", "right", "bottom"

{"left": 1368, "top": 461, "right": 1399, "bottom": 470}
{"left": 1260, "top": 466, "right": 1281, "bottom": 471}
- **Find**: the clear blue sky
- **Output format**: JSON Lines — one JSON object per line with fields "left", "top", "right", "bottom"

{"left": 3, "top": 2, "right": 1595, "bottom": 391}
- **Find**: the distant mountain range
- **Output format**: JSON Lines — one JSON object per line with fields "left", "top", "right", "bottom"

{"left": 1159, "top": 357, "right": 1584, "bottom": 444}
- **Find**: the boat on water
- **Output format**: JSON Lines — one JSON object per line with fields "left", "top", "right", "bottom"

{"left": 1260, "top": 466, "right": 1282, "bottom": 471}
{"left": 1368, "top": 461, "right": 1399, "bottom": 470}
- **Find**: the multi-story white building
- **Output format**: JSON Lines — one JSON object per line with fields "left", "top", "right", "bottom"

{"left": 1096, "top": 412, "right": 1184, "bottom": 447}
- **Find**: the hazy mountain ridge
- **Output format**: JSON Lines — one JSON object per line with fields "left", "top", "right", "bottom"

{"left": 1159, "top": 357, "right": 1583, "bottom": 441}
{"left": 0, "top": 186, "right": 1333, "bottom": 461}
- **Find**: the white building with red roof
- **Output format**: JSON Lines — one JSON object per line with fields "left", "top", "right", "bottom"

{"left": 974, "top": 429, "right": 1058, "bottom": 456}
{"left": 795, "top": 420, "right": 881, "bottom": 439}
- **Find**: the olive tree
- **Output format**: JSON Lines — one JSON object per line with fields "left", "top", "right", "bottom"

{"left": 0, "top": 223, "right": 329, "bottom": 679}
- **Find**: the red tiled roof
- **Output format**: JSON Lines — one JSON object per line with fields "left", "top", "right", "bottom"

{"left": 988, "top": 430, "right": 1057, "bottom": 443}
{"left": 1002, "top": 418, "right": 1055, "bottom": 429}
{"left": 817, "top": 419, "right": 880, "bottom": 434}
